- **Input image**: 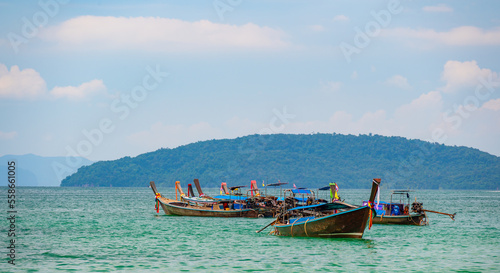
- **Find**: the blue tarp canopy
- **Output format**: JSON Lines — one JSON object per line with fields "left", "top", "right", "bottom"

{"left": 362, "top": 200, "right": 404, "bottom": 215}
{"left": 288, "top": 202, "right": 352, "bottom": 211}
{"left": 292, "top": 189, "right": 312, "bottom": 194}
{"left": 362, "top": 201, "right": 401, "bottom": 206}
{"left": 277, "top": 197, "right": 325, "bottom": 202}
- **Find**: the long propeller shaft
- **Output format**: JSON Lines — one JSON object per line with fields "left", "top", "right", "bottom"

{"left": 422, "top": 209, "right": 456, "bottom": 221}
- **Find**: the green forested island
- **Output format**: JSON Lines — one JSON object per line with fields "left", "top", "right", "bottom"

{"left": 61, "top": 134, "right": 500, "bottom": 189}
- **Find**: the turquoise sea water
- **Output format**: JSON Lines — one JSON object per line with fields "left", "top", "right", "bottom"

{"left": 1, "top": 187, "right": 499, "bottom": 272}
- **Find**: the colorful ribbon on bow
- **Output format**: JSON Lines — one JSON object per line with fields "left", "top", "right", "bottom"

{"left": 155, "top": 193, "right": 161, "bottom": 213}
{"left": 367, "top": 201, "right": 373, "bottom": 230}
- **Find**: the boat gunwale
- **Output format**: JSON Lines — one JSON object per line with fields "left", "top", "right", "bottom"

{"left": 375, "top": 213, "right": 424, "bottom": 219}
{"left": 160, "top": 199, "right": 256, "bottom": 213}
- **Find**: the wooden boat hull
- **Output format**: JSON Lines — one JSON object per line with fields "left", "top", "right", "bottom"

{"left": 372, "top": 213, "right": 426, "bottom": 226}
{"left": 156, "top": 196, "right": 176, "bottom": 215}
{"left": 274, "top": 206, "right": 371, "bottom": 238}
{"left": 159, "top": 199, "right": 258, "bottom": 218}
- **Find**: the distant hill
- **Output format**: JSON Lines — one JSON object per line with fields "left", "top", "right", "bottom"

{"left": 60, "top": 134, "right": 500, "bottom": 189}
{"left": 1, "top": 154, "right": 93, "bottom": 186}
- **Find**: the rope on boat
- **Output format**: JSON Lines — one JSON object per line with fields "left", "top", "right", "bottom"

{"left": 304, "top": 218, "right": 310, "bottom": 237}
{"left": 408, "top": 214, "right": 416, "bottom": 225}
{"left": 421, "top": 211, "right": 429, "bottom": 225}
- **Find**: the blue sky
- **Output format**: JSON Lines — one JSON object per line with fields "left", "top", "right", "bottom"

{"left": 1, "top": 0, "right": 500, "bottom": 163}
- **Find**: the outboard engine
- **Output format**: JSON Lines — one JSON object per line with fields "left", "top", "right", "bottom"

{"left": 411, "top": 202, "right": 424, "bottom": 213}
{"left": 285, "top": 196, "right": 296, "bottom": 209}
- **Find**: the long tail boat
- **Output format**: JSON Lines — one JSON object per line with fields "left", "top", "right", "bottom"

{"left": 261, "top": 178, "right": 381, "bottom": 239}
{"left": 150, "top": 181, "right": 258, "bottom": 218}
{"left": 363, "top": 190, "right": 456, "bottom": 225}
{"left": 178, "top": 179, "right": 219, "bottom": 206}
{"left": 213, "top": 180, "right": 283, "bottom": 218}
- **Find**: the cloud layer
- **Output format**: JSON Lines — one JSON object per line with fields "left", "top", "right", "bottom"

{"left": 122, "top": 60, "right": 500, "bottom": 157}
{"left": 0, "top": 130, "right": 17, "bottom": 140}
{"left": 383, "top": 26, "right": 500, "bottom": 46}
{"left": 41, "top": 16, "right": 289, "bottom": 52}
{"left": 386, "top": 75, "right": 411, "bottom": 90}
{"left": 422, "top": 4, "right": 453, "bottom": 13}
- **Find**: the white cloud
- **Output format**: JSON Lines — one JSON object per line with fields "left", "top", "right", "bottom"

{"left": 283, "top": 91, "right": 444, "bottom": 142}
{"left": 280, "top": 61, "right": 500, "bottom": 155}
{"left": 309, "top": 25, "right": 325, "bottom": 32}
{"left": 395, "top": 91, "right": 443, "bottom": 131}
{"left": 0, "top": 131, "right": 18, "bottom": 140}
{"left": 129, "top": 84, "right": 500, "bottom": 156}
{"left": 439, "top": 103, "right": 500, "bottom": 156}
{"left": 356, "top": 110, "right": 391, "bottom": 134}
{"left": 0, "top": 63, "right": 108, "bottom": 101}
{"left": 351, "top": 71, "right": 358, "bottom": 80}
{"left": 320, "top": 81, "right": 342, "bottom": 94}
{"left": 295, "top": 62, "right": 499, "bottom": 154}
{"left": 481, "top": 98, "right": 500, "bottom": 111}
{"left": 440, "top": 60, "right": 499, "bottom": 93}
{"left": 422, "top": 4, "right": 453, "bottom": 13}
{"left": 50, "top": 79, "right": 107, "bottom": 100}
{"left": 41, "top": 16, "right": 289, "bottom": 52}
{"left": 386, "top": 75, "right": 411, "bottom": 90}
{"left": 333, "top": 15, "right": 349, "bottom": 22}
{"left": 400, "top": 91, "right": 442, "bottom": 113}
{"left": 0, "top": 64, "right": 46, "bottom": 99}
{"left": 383, "top": 26, "right": 500, "bottom": 46}
{"left": 174, "top": 61, "right": 497, "bottom": 155}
